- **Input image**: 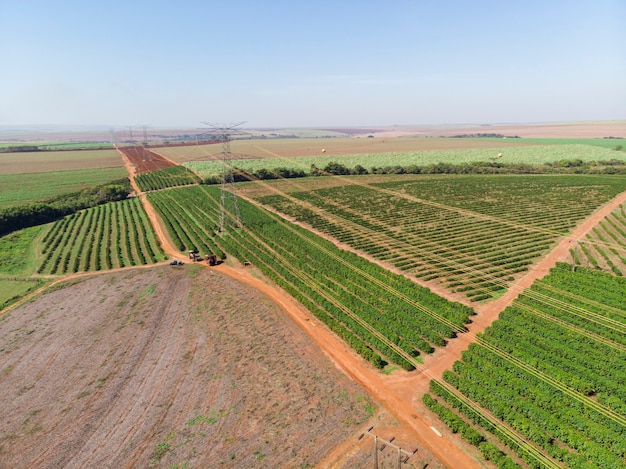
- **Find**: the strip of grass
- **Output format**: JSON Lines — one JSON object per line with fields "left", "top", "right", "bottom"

{"left": 476, "top": 137, "right": 625, "bottom": 149}
{"left": 0, "top": 225, "right": 47, "bottom": 275}
{"left": 0, "top": 279, "right": 43, "bottom": 310}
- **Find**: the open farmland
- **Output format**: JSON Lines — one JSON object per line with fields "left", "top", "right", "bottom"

{"left": 0, "top": 266, "right": 380, "bottom": 468}
{"left": 37, "top": 198, "right": 166, "bottom": 274}
{"left": 571, "top": 201, "right": 626, "bottom": 275}
{"left": 148, "top": 185, "right": 474, "bottom": 370}
{"left": 0, "top": 146, "right": 127, "bottom": 209}
{"left": 246, "top": 174, "right": 626, "bottom": 301}
{"left": 0, "top": 168, "right": 128, "bottom": 209}
{"left": 117, "top": 146, "right": 177, "bottom": 174}
{"left": 478, "top": 137, "right": 625, "bottom": 150}
{"left": 134, "top": 165, "right": 201, "bottom": 192}
{"left": 0, "top": 148, "right": 123, "bottom": 174}
{"left": 182, "top": 144, "right": 625, "bottom": 179}
{"left": 153, "top": 136, "right": 537, "bottom": 163}
{"left": 3, "top": 125, "right": 626, "bottom": 469}
{"left": 426, "top": 264, "right": 626, "bottom": 468}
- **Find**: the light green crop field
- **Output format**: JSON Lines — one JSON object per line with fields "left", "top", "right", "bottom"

{"left": 184, "top": 144, "right": 626, "bottom": 178}
{"left": 0, "top": 225, "right": 46, "bottom": 275}
{"left": 0, "top": 167, "right": 128, "bottom": 209}
{"left": 477, "top": 137, "right": 625, "bottom": 149}
{"left": 0, "top": 142, "right": 113, "bottom": 150}
{"left": 0, "top": 148, "right": 123, "bottom": 174}
{"left": 153, "top": 136, "right": 535, "bottom": 162}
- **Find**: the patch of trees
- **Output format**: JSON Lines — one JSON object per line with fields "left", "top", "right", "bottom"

{"left": 1, "top": 145, "right": 41, "bottom": 153}
{"left": 0, "top": 178, "right": 131, "bottom": 237}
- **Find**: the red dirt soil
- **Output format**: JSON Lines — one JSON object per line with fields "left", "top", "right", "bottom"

{"left": 0, "top": 266, "right": 377, "bottom": 468}
{"left": 116, "top": 146, "right": 178, "bottom": 174}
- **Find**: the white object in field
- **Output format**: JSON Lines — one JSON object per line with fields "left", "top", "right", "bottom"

{"left": 430, "top": 426, "right": 443, "bottom": 437}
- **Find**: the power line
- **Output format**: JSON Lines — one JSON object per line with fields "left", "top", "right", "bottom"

{"left": 201, "top": 122, "right": 247, "bottom": 232}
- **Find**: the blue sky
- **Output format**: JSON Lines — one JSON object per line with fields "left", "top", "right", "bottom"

{"left": 1, "top": 0, "right": 624, "bottom": 128}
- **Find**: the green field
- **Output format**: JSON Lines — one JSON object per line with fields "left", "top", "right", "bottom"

{"left": 427, "top": 264, "right": 626, "bottom": 468}
{"left": 149, "top": 184, "right": 474, "bottom": 370}
{"left": 0, "top": 225, "right": 47, "bottom": 275}
{"left": 0, "top": 148, "right": 123, "bottom": 174}
{"left": 134, "top": 165, "right": 201, "bottom": 192}
{"left": 571, "top": 201, "right": 626, "bottom": 276}
{"left": 184, "top": 144, "right": 625, "bottom": 178}
{"left": 0, "top": 142, "right": 113, "bottom": 151}
{"left": 478, "top": 137, "right": 625, "bottom": 149}
{"left": 0, "top": 167, "right": 128, "bottom": 209}
{"left": 37, "top": 198, "right": 166, "bottom": 274}
{"left": 0, "top": 279, "right": 43, "bottom": 309}
{"left": 250, "top": 174, "right": 626, "bottom": 301}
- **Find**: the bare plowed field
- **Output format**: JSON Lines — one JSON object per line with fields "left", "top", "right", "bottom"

{"left": 0, "top": 266, "right": 374, "bottom": 468}
{"left": 117, "top": 147, "right": 177, "bottom": 174}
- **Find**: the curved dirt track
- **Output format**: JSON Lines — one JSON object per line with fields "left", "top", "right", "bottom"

{"left": 137, "top": 183, "right": 474, "bottom": 467}
{"left": 213, "top": 189, "right": 626, "bottom": 468}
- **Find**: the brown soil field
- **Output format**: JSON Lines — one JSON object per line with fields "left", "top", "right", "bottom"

{"left": 0, "top": 149, "right": 124, "bottom": 174}
{"left": 0, "top": 265, "right": 386, "bottom": 469}
{"left": 117, "top": 146, "right": 178, "bottom": 174}
{"left": 348, "top": 120, "right": 625, "bottom": 139}
{"left": 420, "top": 121, "right": 625, "bottom": 139}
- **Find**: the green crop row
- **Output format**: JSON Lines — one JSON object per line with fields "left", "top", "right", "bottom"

{"left": 572, "top": 202, "right": 626, "bottom": 276}
{"left": 431, "top": 264, "right": 626, "bottom": 468}
{"left": 147, "top": 189, "right": 225, "bottom": 259}
{"left": 149, "top": 185, "right": 473, "bottom": 369}
{"left": 134, "top": 165, "right": 201, "bottom": 192}
{"left": 253, "top": 174, "right": 626, "bottom": 300}
{"left": 37, "top": 198, "right": 165, "bottom": 274}
{"left": 422, "top": 393, "right": 521, "bottom": 469}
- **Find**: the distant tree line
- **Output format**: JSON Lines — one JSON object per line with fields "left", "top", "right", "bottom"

{"left": 1, "top": 145, "right": 42, "bottom": 153}
{"left": 449, "top": 133, "right": 520, "bottom": 138}
{"left": 0, "top": 178, "right": 131, "bottom": 237}
{"left": 201, "top": 159, "right": 626, "bottom": 185}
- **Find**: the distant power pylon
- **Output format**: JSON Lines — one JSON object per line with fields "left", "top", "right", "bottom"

{"left": 109, "top": 128, "right": 119, "bottom": 147}
{"left": 202, "top": 122, "right": 246, "bottom": 232}
{"left": 140, "top": 125, "right": 152, "bottom": 162}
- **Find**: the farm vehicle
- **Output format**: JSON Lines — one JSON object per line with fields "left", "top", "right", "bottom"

{"left": 188, "top": 249, "right": 219, "bottom": 266}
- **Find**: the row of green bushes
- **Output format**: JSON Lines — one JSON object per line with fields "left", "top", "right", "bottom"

{"left": 422, "top": 392, "right": 521, "bottom": 468}
{"left": 199, "top": 159, "right": 626, "bottom": 185}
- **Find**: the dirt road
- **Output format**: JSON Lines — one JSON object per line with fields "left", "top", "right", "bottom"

{"left": 135, "top": 181, "right": 476, "bottom": 467}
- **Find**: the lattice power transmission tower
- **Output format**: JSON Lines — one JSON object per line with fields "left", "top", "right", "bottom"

{"left": 202, "top": 122, "right": 246, "bottom": 232}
